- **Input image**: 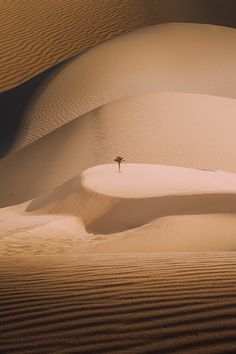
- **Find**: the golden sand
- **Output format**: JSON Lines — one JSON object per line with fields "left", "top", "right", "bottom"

{"left": 0, "top": 253, "right": 236, "bottom": 353}
{"left": 12, "top": 23, "right": 236, "bottom": 150}
{"left": 1, "top": 92, "right": 236, "bottom": 207}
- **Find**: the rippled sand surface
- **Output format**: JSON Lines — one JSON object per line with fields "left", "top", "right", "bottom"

{"left": 0, "top": 0, "right": 158, "bottom": 92}
{"left": 0, "top": 253, "right": 236, "bottom": 353}
{"left": 1, "top": 1, "right": 235, "bottom": 92}
{"left": 13, "top": 23, "right": 236, "bottom": 150}
{"left": 1, "top": 4, "right": 236, "bottom": 352}
{"left": 1, "top": 92, "right": 236, "bottom": 207}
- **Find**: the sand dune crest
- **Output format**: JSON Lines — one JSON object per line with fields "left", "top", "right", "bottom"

{"left": 1, "top": 92, "right": 236, "bottom": 207}
{"left": 1, "top": 1, "right": 236, "bottom": 92}
{"left": 24, "top": 164, "right": 236, "bottom": 235}
{"left": 12, "top": 23, "right": 236, "bottom": 150}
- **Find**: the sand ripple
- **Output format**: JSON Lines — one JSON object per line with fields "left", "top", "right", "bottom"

{"left": 0, "top": 0, "right": 159, "bottom": 92}
{"left": 1, "top": 1, "right": 236, "bottom": 92}
{"left": 12, "top": 23, "right": 236, "bottom": 151}
{"left": 0, "top": 253, "right": 236, "bottom": 353}
{"left": 1, "top": 92, "right": 236, "bottom": 207}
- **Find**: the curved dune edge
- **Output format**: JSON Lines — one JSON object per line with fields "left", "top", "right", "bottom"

{"left": 1, "top": 1, "right": 236, "bottom": 92}
{"left": 0, "top": 0, "right": 160, "bottom": 92}
{"left": 26, "top": 163, "right": 236, "bottom": 234}
{"left": 88, "top": 214, "right": 236, "bottom": 253}
{"left": 1, "top": 164, "right": 236, "bottom": 253}
{"left": 12, "top": 23, "right": 236, "bottom": 151}
{"left": 1, "top": 92, "right": 236, "bottom": 207}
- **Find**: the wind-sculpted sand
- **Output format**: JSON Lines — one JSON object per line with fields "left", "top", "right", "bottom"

{"left": 1, "top": 3, "right": 236, "bottom": 352}
{"left": 1, "top": 92, "right": 236, "bottom": 207}
{"left": 12, "top": 23, "right": 236, "bottom": 150}
{"left": 8, "top": 24, "right": 236, "bottom": 151}
{"left": 1, "top": 1, "right": 235, "bottom": 92}
{"left": 1, "top": 164, "right": 236, "bottom": 254}
{"left": 0, "top": 0, "right": 158, "bottom": 92}
{"left": 0, "top": 253, "right": 236, "bottom": 353}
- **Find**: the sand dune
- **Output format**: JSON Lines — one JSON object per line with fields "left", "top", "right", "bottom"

{"left": 89, "top": 214, "right": 236, "bottom": 253}
{"left": 1, "top": 92, "right": 236, "bottom": 207}
{"left": 1, "top": 165, "right": 236, "bottom": 351}
{"left": 1, "top": 163, "right": 236, "bottom": 254}
{"left": 74, "top": 164, "right": 236, "bottom": 234}
{"left": 0, "top": 253, "right": 236, "bottom": 353}
{"left": 12, "top": 23, "right": 236, "bottom": 150}
{"left": 0, "top": 0, "right": 158, "bottom": 92}
{"left": 1, "top": 3, "right": 236, "bottom": 352}
{"left": 25, "top": 164, "right": 236, "bottom": 252}
{"left": 1, "top": 1, "right": 235, "bottom": 93}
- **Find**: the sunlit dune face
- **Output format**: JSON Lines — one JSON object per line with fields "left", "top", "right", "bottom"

{"left": 1, "top": 92, "right": 236, "bottom": 207}
{"left": 2, "top": 164, "right": 236, "bottom": 253}
{"left": 0, "top": 0, "right": 235, "bottom": 92}
{"left": 13, "top": 23, "right": 236, "bottom": 151}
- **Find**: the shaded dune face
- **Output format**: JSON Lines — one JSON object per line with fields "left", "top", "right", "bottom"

{"left": 1, "top": 92, "right": 236, "bottom": 207}
{"left": 25, "top": 164, "right": 236, "bottom": 235}
{"left": 11, "top": 23, "right": 236, "bottom": 152}
{"left": 0, "top": 65, "right": 60, "bottom": 158}
{"left": 2, "top": 164, "right": 236, "bottom": 253}
{"left": 1, "top": 0, "right": 236, "bottom": 93}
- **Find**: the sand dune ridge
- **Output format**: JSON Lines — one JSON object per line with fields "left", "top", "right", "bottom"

{"left": 13, "top": 23, "right": 236, "bottom": 151}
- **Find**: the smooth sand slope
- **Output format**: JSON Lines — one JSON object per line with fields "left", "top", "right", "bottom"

{"left": 11, "top": 23, "right": 236, "bottom": 150}
{"left": 1, "top": 163, "right": 236, "bottom": 255}
{"left": 74, "top": 164, "right": 236, "bottom": 233}
{"left": 1, "top": 1, "right": 235, "bottom": 92}
{"left": 0, "top": 253, "right": 236, "bottom": 354}
{"left": 1, "top": 92, "right": 236, "bottom": 207}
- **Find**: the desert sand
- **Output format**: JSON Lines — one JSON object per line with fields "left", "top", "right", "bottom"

{"left": 1, "top": 164, "right": 236, "bottom": 353}
{"left": 1, "top": 92, "right": 236, "bottom": 207}
{"left": 1, "top": 4, "right": 236, "bottom": 352}
{"left": 0, "top": 252, "right": 236, "bottom": 353}
{"left": 0, "top": 252, "right": 236, "bottom": 354}
{"left": 1, "top": 163, "right": 236, "bottom": 255}
{"left": 0, "top": 0, "right": 158, "bottom": 92}
{"left": 1, "top": 1, "right": 235, "bottom": 92}
{"left": 12, "top": 23, "right": 236, "bottom": 150}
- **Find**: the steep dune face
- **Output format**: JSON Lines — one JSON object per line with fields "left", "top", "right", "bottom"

{"left": 43, "top": 163, "right": 236, "bottom": 235}
{"left": 1, "top": 92, "right": 236, "bottom": 207}
{"left": 1, "top": 1, "right": 235, "bottom": 92}
{"left": 12, "top": 23, "right": 236, "bottom": 151}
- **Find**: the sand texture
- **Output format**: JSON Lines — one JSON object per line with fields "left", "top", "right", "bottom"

{"left": 1, "top": 92, "right": 236, "bottom": 207}
{"left": 0, "top": 0, "right": 158, "bottom": 92}
{"left": 0, "top": 253, "right": 236, "bottom": 353}
{"left": 1, "top": 1, "right": 236, "bottom": 93}
{"left": 12, "top": 23, "right": 236, "bottom": 151}
{"left": 1, "top": 163, "right": 236, "bottom": 254}
{"left": 1, "top": 4, "right": 236, "bottom": 352}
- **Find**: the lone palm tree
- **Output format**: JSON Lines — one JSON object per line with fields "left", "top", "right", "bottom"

{"left": 114, "top": 156, "right": 125, "bottom": 172}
